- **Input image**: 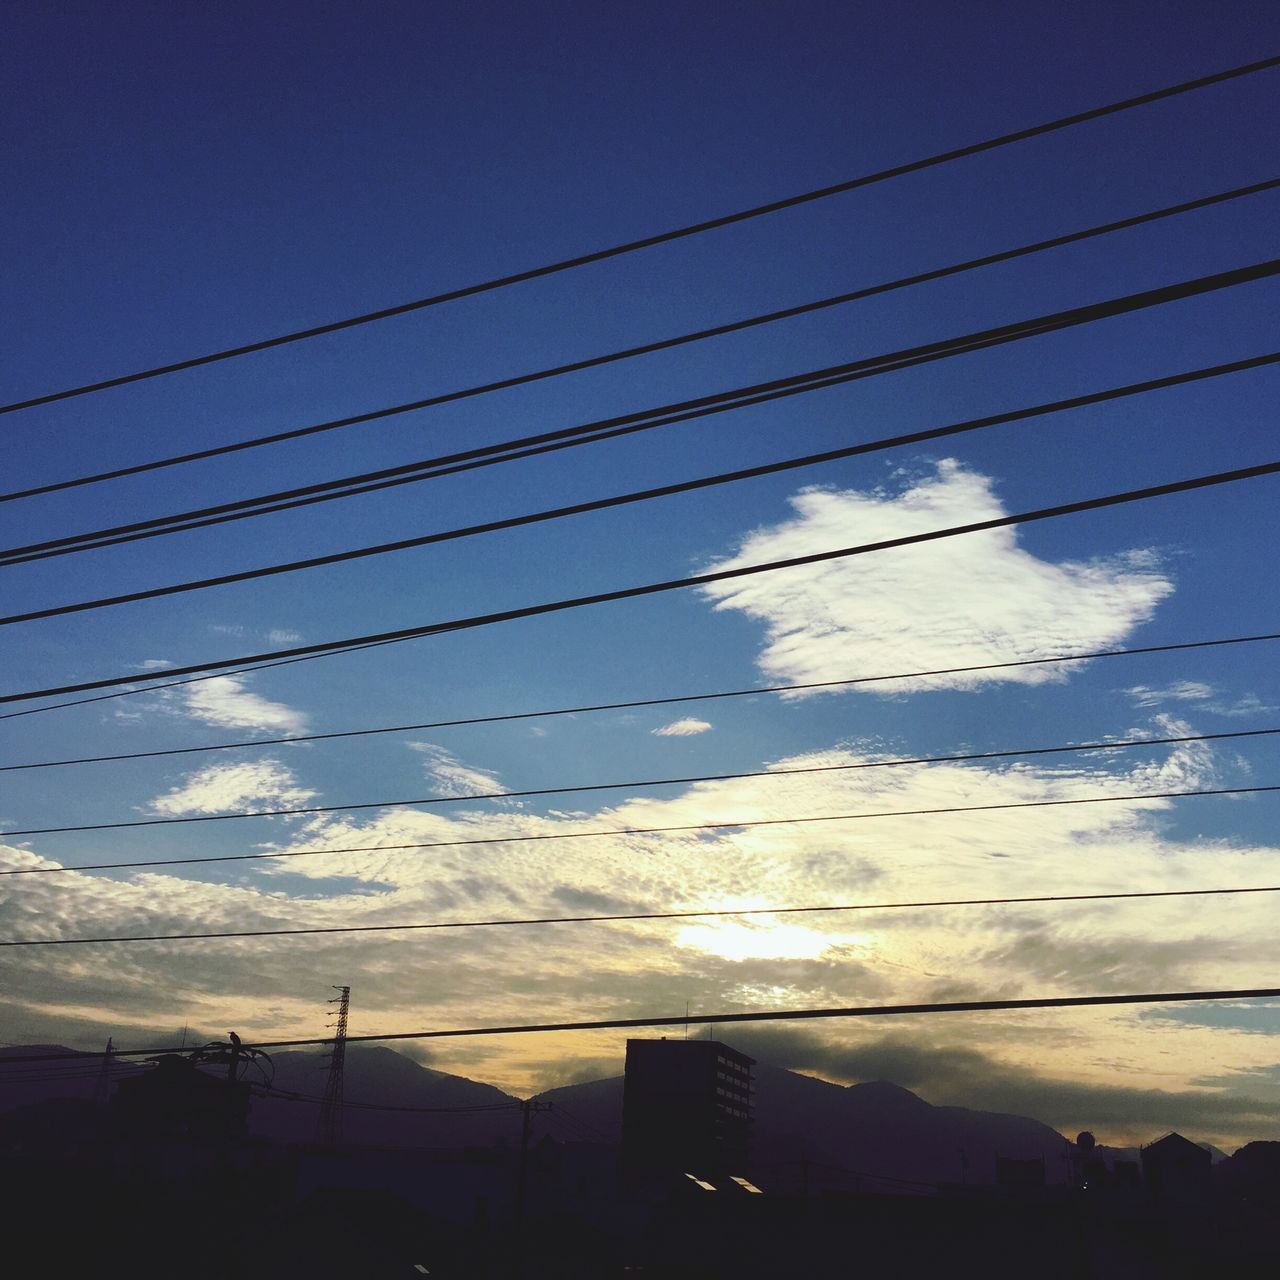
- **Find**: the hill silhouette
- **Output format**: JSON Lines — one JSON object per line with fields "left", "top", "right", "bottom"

{"left": 534, "top": 1060, "right": 1072, "bottom": 1187}
{"left": 3, "top": 1042, "right": 1234, "bottom": 1189}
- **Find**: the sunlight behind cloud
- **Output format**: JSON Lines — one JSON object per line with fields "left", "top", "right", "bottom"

{"left": 675, "top": 919, "right": 863, "bottom": 961}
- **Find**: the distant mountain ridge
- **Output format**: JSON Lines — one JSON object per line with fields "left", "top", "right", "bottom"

{"left": 0, "top": 1042, "right": 1230, "bottom": 1187}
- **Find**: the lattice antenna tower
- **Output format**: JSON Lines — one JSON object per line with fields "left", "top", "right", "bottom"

{"left": 318, "top": 985, "right": 351, "bottom": 1146}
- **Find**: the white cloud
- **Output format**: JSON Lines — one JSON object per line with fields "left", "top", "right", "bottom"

{"left": 653, "top": 717, "right": 713, "bottom": 737}
{"left": 409, "top": 742, "right": 507, "bottom": 798}
{"left": 178, "top": 675, "right": 308, "bottom": 735}
{"left": 1126, "top": 683, "right": 1277, "bottom": 718}
{"left": 148, "top": 760, "right": 316, "bottom": 816}
{"left": 1126, "top": 681, "right": 1214, "bottom": 707}
{"left": 699, "top": 463, "right": 1173, "bottom": 694}
{"left": 267, "top": 629, "right": 302, "bottom": 645}
{"left": 8, "top": 728, "right": 1279, "bottom": 1143}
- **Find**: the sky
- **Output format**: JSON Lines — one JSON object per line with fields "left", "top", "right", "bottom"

{"left": 2, "top": 1, "right": 1279, "bottom": 1148}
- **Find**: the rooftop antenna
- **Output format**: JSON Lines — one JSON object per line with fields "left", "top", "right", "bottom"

{"left": 318, "top": 985, "right": 350, "bottom": 1146}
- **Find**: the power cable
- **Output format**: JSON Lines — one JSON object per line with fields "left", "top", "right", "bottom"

{"left": 5, "top": 453, "right": 1279, "bottom": 705}
{"left": 251, "top": 1086, "right": 519, "bottom": 1115}
{"left": 3, "top": 776, "right": 1275, "bottom": 843}
{"left": 3, "top": 624, "right": 1276, "bottom": 728}
{"left": 6, "top": 987, "right": 1279, "bottom": 1063}
{"left": 7, "top": 348, "right": 1279, "bottom": 627}
{"left": 6, "top": 665, "right": 1275, "bottom": 776}
{"left": 6, "top": 258, "right": 1275, "bottom": 558}
{"left": 4, "top": 54, "right": 1273, "bottom": 417}
{"left": 6, "top": 883, "right": 1279, "bottom": 949}
{"left": 6, "top": 773, "right": 1274, "bottom": 879}
{"left": 6, "top": 178, "right": 1274, "bottom": 501}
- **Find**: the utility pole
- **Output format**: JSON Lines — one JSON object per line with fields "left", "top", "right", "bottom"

{"left": 91, "top": 1037, "right": 114, "bottom": 1104}
{"left": 518, "top": 1103, "right": 552, "bottom": 1212}
{"left": 318, "top": 985, "right": 350, "bottom": 1146}
{"left": 512, "top": 1098, "right": 550, "bottom": 1278}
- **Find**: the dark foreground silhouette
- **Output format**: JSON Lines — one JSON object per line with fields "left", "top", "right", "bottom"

{"left": 2, "top": 1042, "right": 1276, "bottom": 1278}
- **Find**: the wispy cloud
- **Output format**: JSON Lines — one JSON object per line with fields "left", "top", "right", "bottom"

{"left": 1125, "top": 682, "right": 1276, "bottom": 718}
{"left": 409, "top": 742, "right": 507, "bottom": 798}
{"left": 653, "top": 717, "right": 712, "bottom": 737}
{"left": 179, "top": 675, "right": 308, "bottom": 735}
{"left": 148, "top": 760, "right": 315, "bottom": 815}
{"left": 699, "top": 463, "right": 1172, "bottom": 694}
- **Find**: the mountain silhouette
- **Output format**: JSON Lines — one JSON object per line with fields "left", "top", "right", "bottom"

{"left": 1, "top": 1042, "right": 1236, "bottom": 1189}
{"left": 534, "top": 1060, "right": 1071, "bottom": 1187}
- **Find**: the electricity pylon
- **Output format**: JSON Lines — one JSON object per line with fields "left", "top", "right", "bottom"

{"left": 318, "top": 985, "right": 350, "bottom": 1146}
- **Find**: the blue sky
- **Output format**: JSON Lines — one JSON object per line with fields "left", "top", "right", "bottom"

{"left": 2, "top": 2, "right": 1280, "bottom": 1144}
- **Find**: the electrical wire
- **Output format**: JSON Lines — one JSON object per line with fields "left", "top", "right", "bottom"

{"left": 3, "top": 624, "right": 1276, "bottom": 728}
{"left": 5, "top": 453, "right": 1279, "bottom": 705}
{"left": 6, "top": 178, "right": 1274, "bottom": 502}
{"left": 6, "top": 666, "right": 1276, "bottom": 776}
{"left": 251, "top": 1086, "right": 519, "bottom": 1115}
{"left": 6, "top": 258, "right": 1275, "bottom": 559}
{"left": 4, "top": 54, "right": 1273, "bottom": 418}
{"left": 4, "top": 777, "right": 1277, "bottom": 879}
{"left": 5, "top": 883, "right": 1279, "bottom": 949}
{"left": 3, "top": 781, "right": 1276, "bottom": 852}
{"left": 8, "top": 349, "right": 1280, "bottom": 628}
{"left": 7, "top": 987, "right": 1279, "bottom": 1063}
{"left": 4, "top": 721, "right": 1276, "bottom": 836}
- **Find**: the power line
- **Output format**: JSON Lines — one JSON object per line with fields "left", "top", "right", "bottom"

{"left": 252, "top": 1086, "right": 520, "bottom": 1115}
{"left": 6, "top": 883, "right": 1279, "bottom": 949}
{"left": 3, "top": 724, "right": 1275, "bottom": 833}
{"left": 6, "top": 774, "right": 1274, "bottom": 879}
{"left": 6, "top": 180, "right": 1274, "bottom": 503}
{"left": 4, "top": 54, "right": 1273, "bottom": 418}
{"left": 6, "top": 987, "right": 1279, "bottom": 1064}
{"left": 4, "top": 624, "right": 1277, "bottom": 730}
{"left": 7, "top": 349, "right": 1279, "bottom": 628}
{"left": 3, "top": 773, "right": 1275, "bottom": 844}
{"left": 7, "top": 659, "right": 1276, "bottom": 776}
{"left": 5, "top": 453, "right": 1279, "bottom": 706}
{"left": 7, "top": 259, "right": 1276, "bottom": 559}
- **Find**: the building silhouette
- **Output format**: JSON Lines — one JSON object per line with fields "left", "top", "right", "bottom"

{"left": 621, "top": 1037, "right": 754, "bottom": 1182}
{"left": 1141, "top": 1131, "right": 1211, "bottom": 1201}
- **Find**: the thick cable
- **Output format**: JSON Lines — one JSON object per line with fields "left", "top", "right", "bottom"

{"left": 4, "top": 54, "right": 1274, "bottom": 418}
{"left": 4, "top": 453, "right": 1279, "bottom": 706}
{"left": 7, "top": 348, "right": 1280, "bottom": 626}
{"left": 5, "top": 178, "right": 1274, "bottom": 501}
{"left": 6, "top": 986, "right": 1279, "bottom": 1064}
{"left": 5, "top": 258, "right": 1275, "bottom": 562}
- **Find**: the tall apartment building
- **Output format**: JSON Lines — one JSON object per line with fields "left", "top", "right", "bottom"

{"left": 621, "top": 1038, "right": 754, "bottom": 1179}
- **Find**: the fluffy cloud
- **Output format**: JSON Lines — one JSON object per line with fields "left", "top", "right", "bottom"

{"left": 148, "top": 760, "right": 316, "bottom": 816}
{"left": 699, "top": 463, "right": 1173, "bottom": 693}
{"left": 653, "top": 718, "right": 713, "bottom": 737}
{"left": 5, "top": 728, "right": 1278, "bottom": 1144}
